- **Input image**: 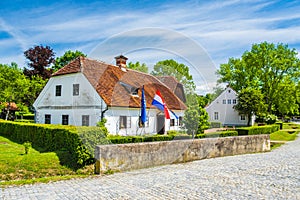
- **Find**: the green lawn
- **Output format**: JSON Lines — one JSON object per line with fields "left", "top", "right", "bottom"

{"left": 269, "top": 123, "right": 299, "bottom": 150}
{"left": 0, "top": 136, "right": 93, "bottom": 186}
{"left": 270, "top": 130, "right": 299, "bottom": 141}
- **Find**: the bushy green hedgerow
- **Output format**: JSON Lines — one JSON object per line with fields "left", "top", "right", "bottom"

{"left": 210, "top": 122, "right": 222, "bottom": 128}
{"left": 107, "top": 134, "right": 174, "bottom": 144}
{"left": 195, "top": 130, "right": 238, "bottom": 139}
{"left": 0, "top": 120, "right": 108, "bottom": 168}
{"left": 236, "top": 124, "right": 279, "bottom": 136}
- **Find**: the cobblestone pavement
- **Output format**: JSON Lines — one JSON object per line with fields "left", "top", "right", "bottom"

{"left": 1, "top": 137, "right": 300, "bottom": 200}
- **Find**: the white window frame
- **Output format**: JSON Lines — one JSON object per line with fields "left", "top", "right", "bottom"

{"left": 82, "top": 115, "right": 89, "bottom": 126}
{"left": 73, "top": 84, "right": 79, "bottom": 96}
{"left": 240, "top": 115, "right": 246, "bottom": 121}
{"left": 214, "top": 112, "right": 219, "bottom": 120}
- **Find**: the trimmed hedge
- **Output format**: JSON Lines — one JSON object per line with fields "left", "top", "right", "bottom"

{"left": 107, "top": 134, "right": 174, "bottom": 144}
{"left": 210, "top": 122, "right": 222, "bottom": 128}
{"left": 0, "top": 120, "right": 108, "bottom": 167}
{"left": 195, "top": 131, "right": 238, "bottom": 139}
{"left": 236, "top": 124, "right": 279, "bottom": 136}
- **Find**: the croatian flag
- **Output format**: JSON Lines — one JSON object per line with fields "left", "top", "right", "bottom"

{"left": 151, "top": 90, "right": 178, "bottom": 119}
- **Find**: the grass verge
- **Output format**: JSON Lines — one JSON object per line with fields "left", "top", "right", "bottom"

{"left": 270, "top": 123, "right": 299, "bottom": 150}
{"left": 0, "top": 136, "right": 94, "bottom": 187}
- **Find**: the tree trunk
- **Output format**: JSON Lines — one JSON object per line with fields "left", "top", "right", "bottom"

{"left": 247, "top": 114, "right": 252, "bottom": 126}
{"left": 5, "top": 109, "right": 9, "bottom": 120}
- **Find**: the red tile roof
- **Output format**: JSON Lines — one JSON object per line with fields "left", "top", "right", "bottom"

{"left": 157, "top": 76, "right": 186, "bottom": 103}
{"left": 52, "top": 57, "right": 187, "bottom": 110}
{"left": 1, "top": 102, "right": 18, "bottom": 111}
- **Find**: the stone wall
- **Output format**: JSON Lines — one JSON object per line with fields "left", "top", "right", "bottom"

{"left": 95, "top": 135, "right": 270, "bottom": 174}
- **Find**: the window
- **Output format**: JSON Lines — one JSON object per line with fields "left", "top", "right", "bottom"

{"left": 170, "top": 119, "right": 175, "bottom": 126}
{"left": 233, "top": 99, "right": 237, "bottom": 104}
{"left": 45, "top": 114, "right": 51, "bottom": 124}
{"left": 223, "top": 99, "right": 226, "bottom": 104}
{"left": 62, "top": 115, "right": 69, "bottom": 125}
{"left": 228, "top": 90, "right": 231, "bottom": 93}
{"left": 227, "top": 99, "right": 231, "bottom": 104}
{"left": 240, "top": 115, "right": 246, "bottom": 121}
{"left": 120, "top": 116, "right": 131, "bottom": 128}
{"left": 56, "top": 85, "right": 62, "bottom": 96}
{"left": 214, "top": 112, "right": 219, "bottom": 120}
{"left": 179, "top": 116, "right": 183, "bottom": 126}
{"left": 73, "top": 84, "right": 79, "bottom": 96}
{"left": 82, "top": 115, "right": 89, "bottom": 126}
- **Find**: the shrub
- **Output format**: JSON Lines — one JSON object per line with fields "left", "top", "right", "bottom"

{"left": 236, "top": 124, "right": 279, "bottom": 136}
{"left": 265, "top": 114, "right": 277, "bottom": 125}
{"left": 210, "top": 122, "right": 222, "bottom": 128}
{"left": 275, "top": 122, "right": 283, "bottom": 130}
{"left": 23, "top": 141, "right": 32, "bottom": 154}
{"left": 195, "top": 131, "right": 238, "bottom": 139}
{"left": 106, "top": 134, "right": 175, "bottom": 144}
{"left": 14, "top": 119, "right": 35, "bottom": 123}
{"left": 0, "top": 120, "right": 108, "bottom": 168}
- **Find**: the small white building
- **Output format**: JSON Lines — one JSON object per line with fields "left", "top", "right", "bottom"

{"left": 205, "top": 86, "right": 254, "bottom": 127}
{"left": 33, "top": 55, "right": 187, "bottom": 135}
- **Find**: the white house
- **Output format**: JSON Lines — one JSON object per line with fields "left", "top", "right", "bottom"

{"left": 33, "top": 55, "right": 187, "bottom": 135}
{"left": 205, "top": 86, "right": 254, "bottom": 126}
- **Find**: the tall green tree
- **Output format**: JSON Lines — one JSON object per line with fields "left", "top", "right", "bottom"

{"left": 0, "top": 63, "right": 30, "bottom": 118}
{"left": 0, "top": 63, "right": 28, "bottom": 103}
{"left": 217, "top": 42, "right": 300, "bottom": 114}
{"left": 127, "top": 61, "right": 148, "bottom": 73}
{"left": 273, "top": 79, "right": 299, "bottom": 116}
{"left": 151, "top": 59, "right": 195, "bottom": 94}
{"left": 53, "top": 50, "right": 86, "bottom": 72}
{"left": 22, "top": 76, "right": 47, "bottom": 107}
{"left": 24, "top": 45, "right": 55, "bottom": 79}
{"left": 184, "top": 94, "right": 209, "bottom": 134}
{"left": 234, "top": 88, "right": 266, "bottom": 126}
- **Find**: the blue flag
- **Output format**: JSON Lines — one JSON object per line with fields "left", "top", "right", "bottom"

{"left": 141, "top": 85, "right": 147, "bottom": 124}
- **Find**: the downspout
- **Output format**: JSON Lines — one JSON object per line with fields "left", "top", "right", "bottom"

{"left": 101, "top": 106, "right": 108, "bottom": 120}
{"left": 100, "top": 99, "right": 108, "bottom": 120}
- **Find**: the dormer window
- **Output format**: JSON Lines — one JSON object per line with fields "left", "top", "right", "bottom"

{"left": 119, "top": 81, "right": 139, "bottom": 96}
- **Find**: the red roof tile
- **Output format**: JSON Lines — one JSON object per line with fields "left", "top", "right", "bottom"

{"left": 1, "top": 102, "right": 18, "bottom": 111}
{"left": 157, "top": 76, "right": 186, "bottom": 103}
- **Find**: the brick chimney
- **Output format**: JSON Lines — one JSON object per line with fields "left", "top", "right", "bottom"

{"left": 115, "top": 55, "right": 128, "bottom": 69}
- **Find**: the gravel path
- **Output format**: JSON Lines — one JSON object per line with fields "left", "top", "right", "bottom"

{"left": 1, "top": 137, "right": 299, "bottom": 200}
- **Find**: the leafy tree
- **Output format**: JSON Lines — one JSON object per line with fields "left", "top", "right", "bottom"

{"left": 273, "top": 79, "right": 299, "bottom": 116}
{"left": 234, "top": 88, "right": 266, "bottom": 126}
{"left": 184, "top": 94, "right": 209, "bottom": 134}
{"left": 22, "top": 76, "right": 47, "bottom": 107}
{"left": 127, "top": 61, "right": 148, "bottom": 73}
{"left": 53, "top": 50, "right": 86, "bottom": 72}
{"left": 209, "top": 85, "right": 225, "bottom": 103}
{"left": 183, "top": 107, "right": 199, "bottom": 135}
{"left": 0, "top": 63, "right": 28, "bottom": 103}
{"left": 217, "top": 42, "right": 300, "bottom": 114}
{"left": 24, "top": 45, "right": 55, "bottom": 79}
{"left": 0, "top": 63, "right": 30, "bottom": 119}
{"left": 151, "top": 59, "right": 195, "bottom": 94}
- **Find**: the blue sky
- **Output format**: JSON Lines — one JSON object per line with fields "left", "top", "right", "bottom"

{"left": 1, "top": 0, "right": 300, "bottom": 94}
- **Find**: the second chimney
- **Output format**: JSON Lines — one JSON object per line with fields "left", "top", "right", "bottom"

{"left": 115, "top": 55, "right": 128, "bottom": 68}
